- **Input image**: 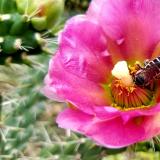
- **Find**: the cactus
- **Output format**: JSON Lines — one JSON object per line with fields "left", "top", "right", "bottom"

{"left": 65, "top": 0, "right": 91, "bottom": 13}
{"left": 0, "top": 54, "right": 51, "bottom": 159}
{"left": 0, "top": 0, "right": 64, "bottom": 65}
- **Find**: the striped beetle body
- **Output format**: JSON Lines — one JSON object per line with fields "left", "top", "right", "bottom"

{"left": 134, "top": 56, "right": 160, "bottom": 87}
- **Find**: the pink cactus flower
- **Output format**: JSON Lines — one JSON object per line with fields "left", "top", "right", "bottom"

{"left": 43, "top": 0, "right": 160, "bottom": 148}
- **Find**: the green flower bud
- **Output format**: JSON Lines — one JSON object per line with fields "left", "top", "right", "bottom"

{"left": 16, "top": 0, "right": 64, "bottom": 31}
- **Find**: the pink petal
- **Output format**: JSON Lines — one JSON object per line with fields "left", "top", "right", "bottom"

{"left": 43, "top": 53, "right": 109, "bottom": 114}
{"left": 56, "top": 108, "right": 93, "bottom": 133}
{"left": 93, "top": 104, "right": 160, "bottom": 121}
{"left": 59, "top": 15, "right": 112, "bottom": 83}
{"left": 93, "top": 106, "right": 120, "bottom": 120}
{"left": 42, "top": 74, "right": 64, "bottom": 102}
{"left": 57, "top": 108, "right": 160, "bottom": 148}
{"left": 86, "top": 0, "right": 105, "bottom": 21}
{"left": 121, "top": 104, "right": 160, "bottom": 117}
{"left": 88, "top": 0, "right": 160, "bottom": 62}
{"left": 86, "top": 114, "right": 160, "bottom": 148}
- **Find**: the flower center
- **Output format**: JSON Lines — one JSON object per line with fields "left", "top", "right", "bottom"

{"left": 110, "top": 61, "right": 154, "bottom": 110}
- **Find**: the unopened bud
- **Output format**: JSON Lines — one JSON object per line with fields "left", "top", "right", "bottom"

{"left": 16, "top": 0, "right": 64, "bottom": 31}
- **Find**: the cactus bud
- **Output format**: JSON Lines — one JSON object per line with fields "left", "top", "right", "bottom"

{"left": 16, "top": 0, "right": 64, "bottom": 31}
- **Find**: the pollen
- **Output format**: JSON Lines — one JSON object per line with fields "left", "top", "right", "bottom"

{"left": 111, "top": 61, "right": 134, "bottom": 87}
{"left": 110, "top": 61, "right": 154, "bottom": 110}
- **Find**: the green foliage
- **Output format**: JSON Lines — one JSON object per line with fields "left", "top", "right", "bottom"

{"left": 0, "top": 0, "right": 64, "bottom": 65}
{"left": 0, "top": 54, "right": 49, "bottom": 158}
{"left": 0, "top": 0, "right": 17, "bottom": 13}
{"left": 65, "top": 0, "right": 91, "bottom": 13}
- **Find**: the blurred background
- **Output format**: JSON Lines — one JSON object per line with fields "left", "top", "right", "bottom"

{"left": 0, "top": 0, "right": 160, "bottom": 159}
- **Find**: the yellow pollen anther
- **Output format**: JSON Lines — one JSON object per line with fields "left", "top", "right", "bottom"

{"left": 109, "top": 61, "right": 155, "bottom": 110}
{"left": 111, "top": 61, "right": 134, "bottom": 87}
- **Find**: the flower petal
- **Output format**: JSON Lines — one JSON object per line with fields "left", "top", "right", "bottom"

{"left": 59, "top": 15, "right": 113, "bottom": 83}
{"left": 93, "top": 104, "right": 160, "bottom": 121}
{"left": 86, "top": 114, "right": 160, "bottom": 148}
{"left": 42, "top": 74, "right": 64, "bottom": 102}
{"left": 43, "top": 53, "right": 109, "bottom": 114}
{"left": 57, "top": 108, "right": 160, "bottom": 148}
{"left": 56, "top": 108, "right": 93, "bottom": 133}
{"left": 88, "top": 0, "right": 160, "bottom": 62}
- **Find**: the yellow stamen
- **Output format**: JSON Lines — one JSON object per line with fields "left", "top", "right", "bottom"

{"left": 111, "top": 61, "right": 134, "bottom": 87}
{"left": 110, "top": 61, "right": 154, "bottom": 110}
